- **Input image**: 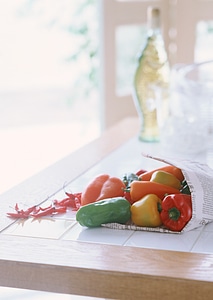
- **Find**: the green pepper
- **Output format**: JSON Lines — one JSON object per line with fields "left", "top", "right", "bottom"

{"left": 123, "top": 172, "right": 139, "bottom": 188}
{"left": 123, "top": 173, "right": 140, "bottom": 204}
{"left": 76, "top": 197, "right": 131, "bottom": 227}
{"left": 180, "top": 179, "right": 191, "bottom": 195}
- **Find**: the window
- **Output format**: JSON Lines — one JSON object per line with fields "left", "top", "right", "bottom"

{"left": 195, "top": 20, "right": 213, "bottom": 62}
{"left": 0, "top": 0, "right": 100, "bottom": 134}
{"left": 116, "top": 24, "right": 146, "bottom": 95}
{"left": 0, "top": 0, "right": 101, "bottom": 192}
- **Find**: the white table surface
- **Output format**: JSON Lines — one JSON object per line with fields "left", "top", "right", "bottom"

{"left": 2, "top": 135, "right": 213, "bottom": 255}
{"left": 0, "top": 117, "right": 213, "bottom": 299}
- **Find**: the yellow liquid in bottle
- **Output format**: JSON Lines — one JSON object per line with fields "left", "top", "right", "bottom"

{"left": 133, "top": 9, "right": 170, "bottom": 142}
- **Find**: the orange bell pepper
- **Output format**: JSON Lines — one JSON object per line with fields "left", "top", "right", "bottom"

{"left": 139, "top": 165, "right": 184, "bottom": 182}
{"left": 81, "top": 174, "right": 126, "bottom": 206}
{"left": 130, "top": 180, "right": 180, "bottom": 203}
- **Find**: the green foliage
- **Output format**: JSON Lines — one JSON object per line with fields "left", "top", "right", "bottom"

{"left": 18, "top": 0, "right": 99, "bottom": 101}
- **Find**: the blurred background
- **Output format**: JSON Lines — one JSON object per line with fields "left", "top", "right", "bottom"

{"left": 0, "top": 0, "right": 213, "bottom": 191}
{"left": 0, "top": 0, "right": 100, "bottom": 192}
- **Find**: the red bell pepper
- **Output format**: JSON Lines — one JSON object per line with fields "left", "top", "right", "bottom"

{"left": 160, "top": 194, "right": 192, "bottom": 231}
{"left": 135, "top": 169, "right": 147, "bottom": 176}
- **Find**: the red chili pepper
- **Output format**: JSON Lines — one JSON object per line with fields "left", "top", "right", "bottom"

{"left": 65, "top": 192, "right": 82, "bottom": 201}
{"left": 55, "top": 198, "right": 72, "bottom": 207}
{"left": 160, "top": 194, "right": 192, "bottom": 231}
{"left": 39, "top": 204, "right": 53, "bottom": 211}
{"left": 15, "top": 203, "right": 19, "bottom": 212}
{"left": 7, "top": 212, "right": 29, "bottom": 219}
{"left": 7, "top": 204, "right": 38, "bottom": 219}
{"left": 31, "top": 207, "right": 55, "bottom": 218}
{"left": 24, "top": 205, "right": 37, "bottom": 214}
{"left": 55, "top": 206, "right": 67, "bottom": 213}
{"left": 74, "top": 197, "right": 81, "bottom": 210}
{"left": 7, "top": 202, "right": 67, "bottom": 219}
{"left": 31, "top": 206, "right": 67, "bottom": 218}
{"left": 54, "top": 192, "right": 82, "bottom": 210}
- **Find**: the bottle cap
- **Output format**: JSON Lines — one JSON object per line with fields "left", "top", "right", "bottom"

{"left": 147, "top": 7, "right": 160, "bottom": 30}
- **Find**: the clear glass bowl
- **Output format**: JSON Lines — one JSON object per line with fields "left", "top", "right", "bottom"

{"left": 161, "top": 60, "right": 213, "bottom": 155}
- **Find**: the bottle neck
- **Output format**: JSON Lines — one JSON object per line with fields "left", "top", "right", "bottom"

{"left": 147, "top": 27, "right": 161, "bottom": 38}
{"left": 147, "top": 7, "right": 161, "bottom": 37}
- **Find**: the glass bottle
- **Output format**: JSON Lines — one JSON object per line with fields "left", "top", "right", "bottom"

{"left": 133, "top": 7, "right": 170, "bottom": 142}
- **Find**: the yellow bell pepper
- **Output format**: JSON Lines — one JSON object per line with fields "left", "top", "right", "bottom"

{"left": 131, "top": 194, "right": 162, "bottom": 227}
{"left": 150, "top": 170, "right": 181, "bottom": 190}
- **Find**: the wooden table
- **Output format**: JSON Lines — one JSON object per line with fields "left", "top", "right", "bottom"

{"left": 0, "top": 117, "right": 213, "bottom": 300}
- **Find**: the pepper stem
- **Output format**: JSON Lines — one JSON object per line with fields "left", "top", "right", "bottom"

{"left": 168, "top": 207, "right": 181, "bottom": 221}
{"left": 157, "top": 202, "right": 162, "bottom": 213}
